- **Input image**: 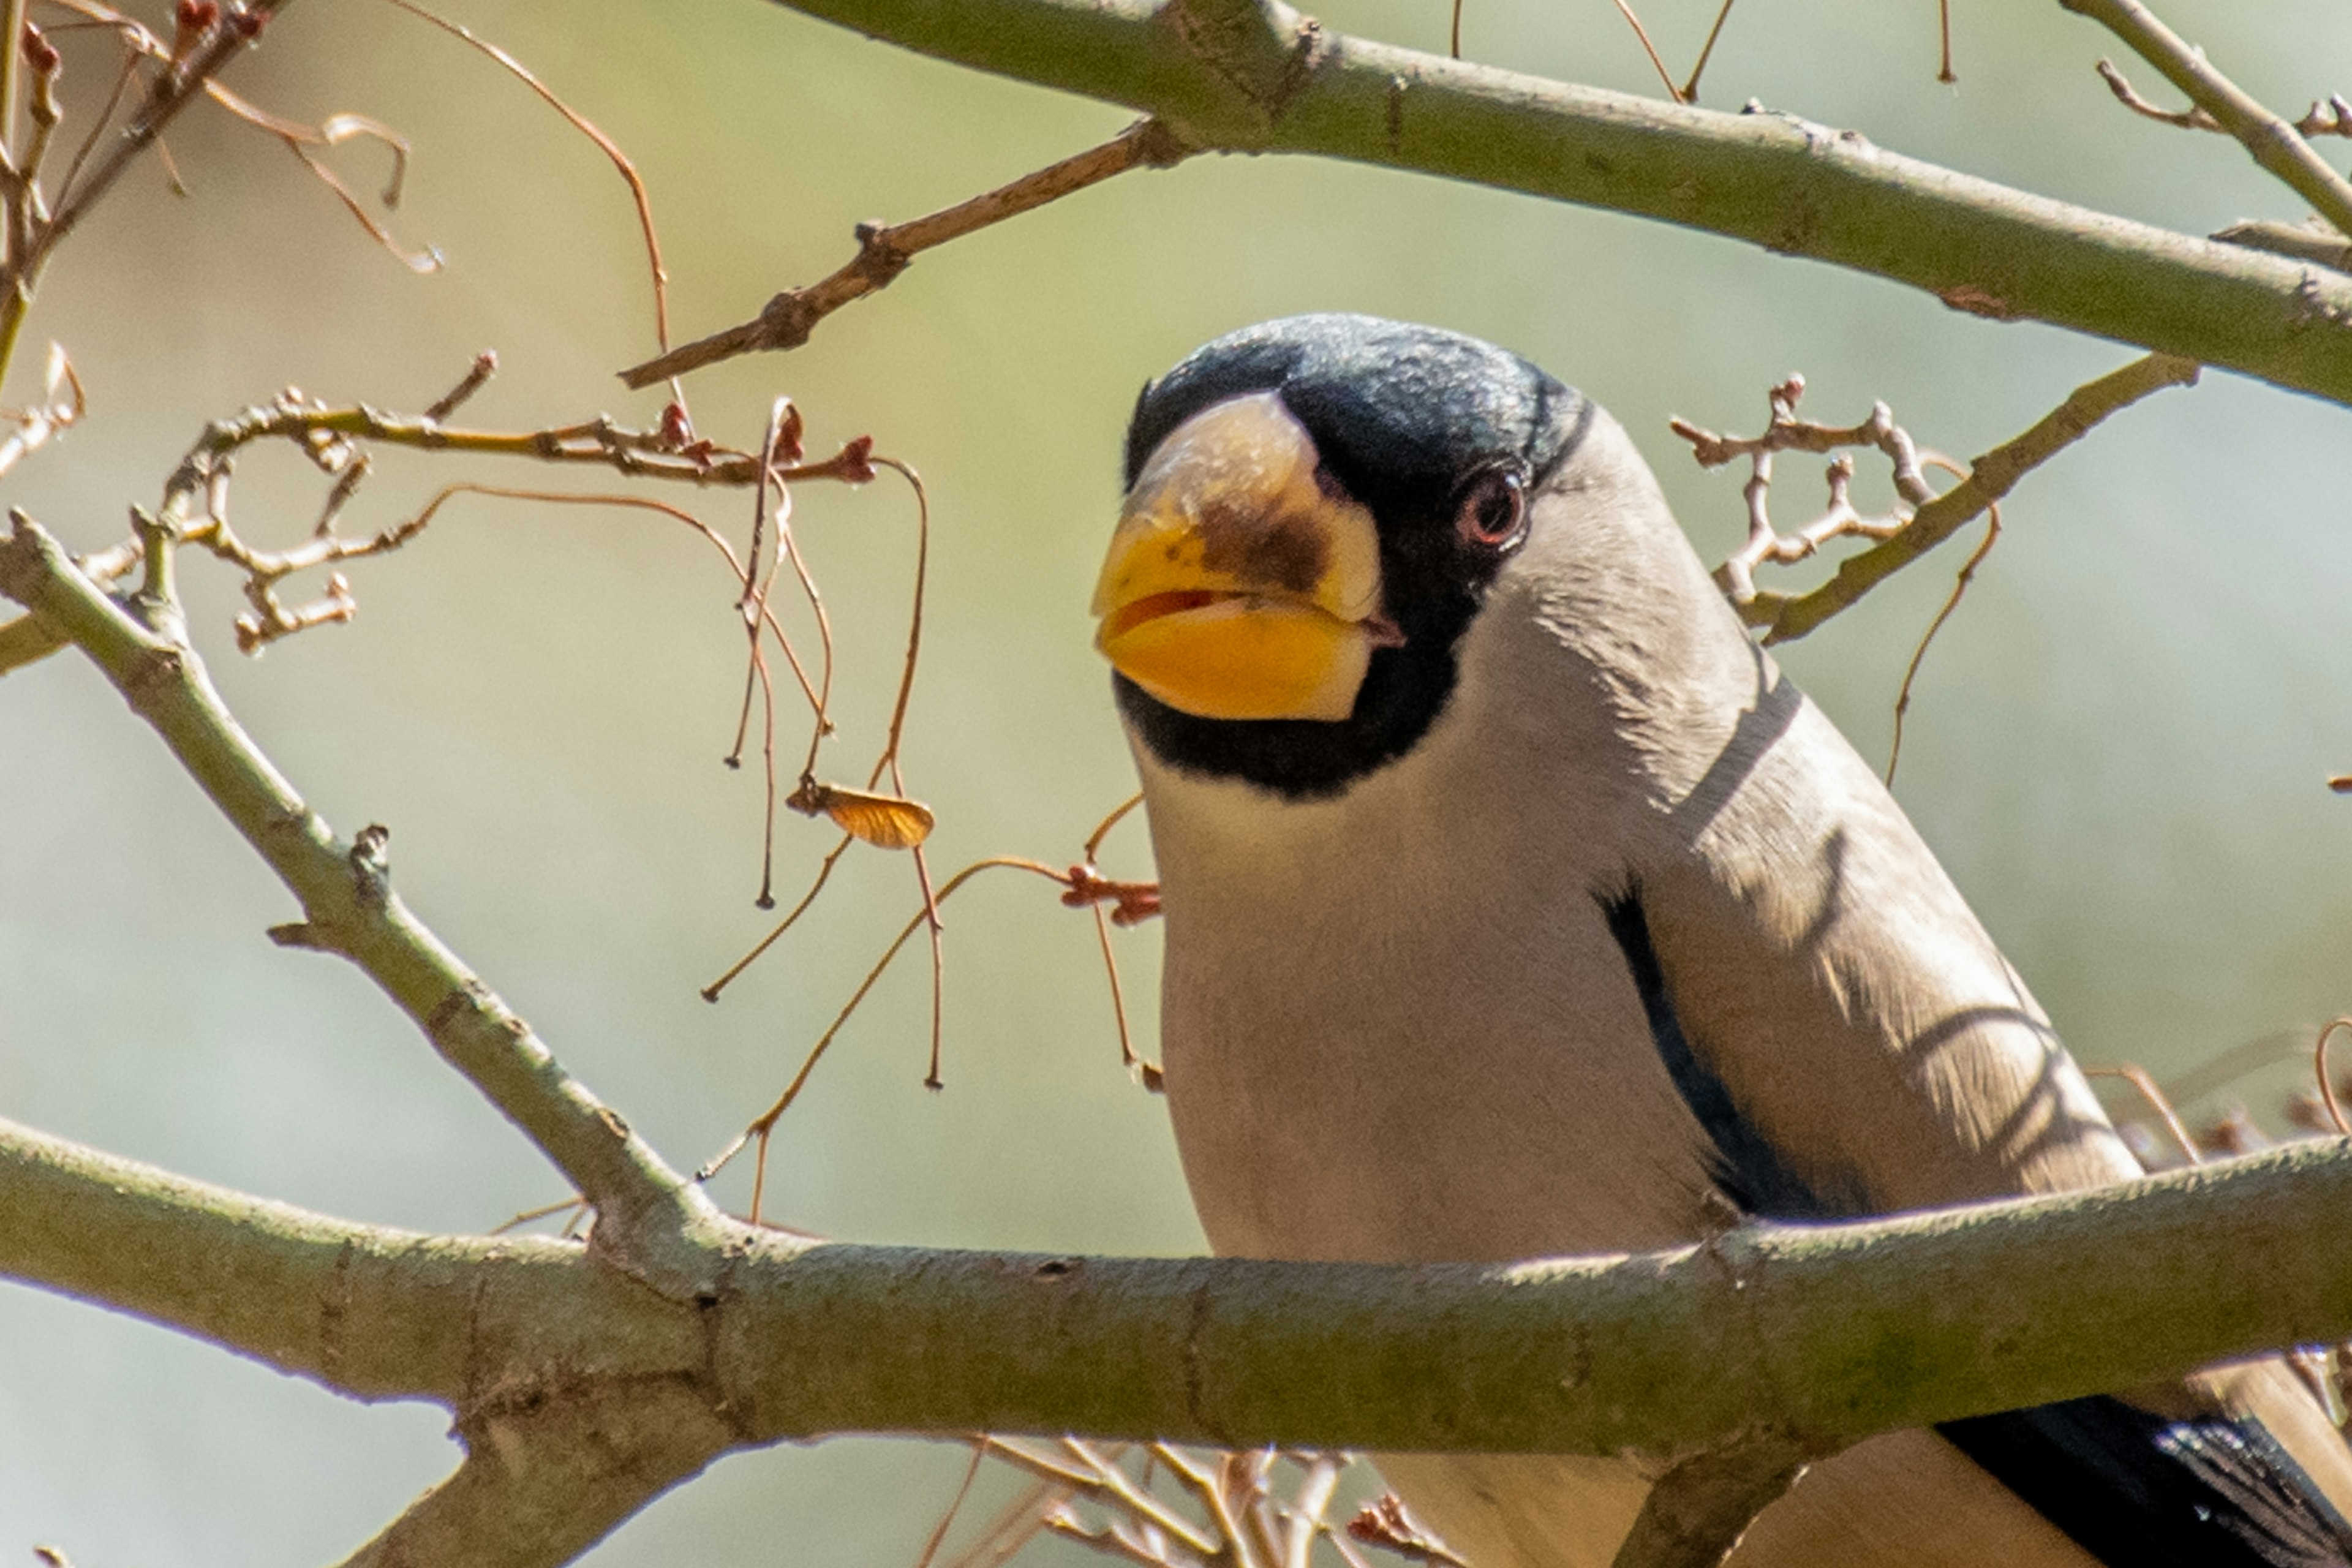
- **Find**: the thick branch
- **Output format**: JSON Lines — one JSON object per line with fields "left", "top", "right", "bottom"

{"left": 2062, "top": 0, "right": 2352, "bottom": 239}
{"left": 337, "top": 1383, "right": 735, "bottom": 1568}
{"left": 17, "top": 1106, "right": 2352, "bottom": 1468}
{"left": 0, "top": 515, "right": 726, "bottom": 1294}
{"left": 1608, "top": 1433, "right": 1815, "bottom": 1568}
{"left": 745, "top": 0, "right": 2352, "bottom": 408}
{"left": 0, "top": 1113, "right": 685, "bottom": 1406}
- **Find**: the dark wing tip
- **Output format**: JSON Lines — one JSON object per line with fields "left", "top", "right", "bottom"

{"left": 1942, "top": 1396, "right": 2352, "bottom": 1568}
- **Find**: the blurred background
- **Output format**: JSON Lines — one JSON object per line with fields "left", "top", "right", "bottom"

{"left": 2, "top": 0, "right": 2350, "bottom": 1560}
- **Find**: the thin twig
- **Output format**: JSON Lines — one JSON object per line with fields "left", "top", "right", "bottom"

{"left": 915, "top": 1443, "right": 992, "bottom": 1568}
{"left": 2098, "top": 61, "right": 2352, "bottom": 143}
{"left": 1607, "top": 0, "right": 1681, "bottom": 102}
{"left": 2086, "top": 1063, "right": 2202, "bottom": 1167}
{"left": 1679, "top": 0, "right": 1739, "bottom": 102}
{"left": 699, "top": 855, "right": 1070, "bottom": 1199}
{"left": 942, "top": 1477, "right": 1073, "bottom": 1568}
{"left": 1681, "top": 355, "right": 2196, "bottom": 644}
{"left": 0, "top": 0, "right": 295, "bottom": 383}
{"left": 1885, "top": 492, "right": 2000, "bottom": 786}
{"left": 50, "top": 47, "right": 141, "bottom": 211}
{"left": 865, "top": 457, "right": 944, "bottom": 1084}
{"left": 205, "top": 86, "right": 439, "bottom": 270}
{"left": 2316, "top": 1020, "right": 2352, "bottom": 1138}
{"left": 698, "top": 831, "right": 856, "bottom": 1006}
{"left": 619, "top": 118, "right": 1192, "bottom": 387}
{"left": 488, "top": 1194, "right": 587, "bottom": 1235}
{"left": 379, "top": 0, "right": 676, "bottom": 386}
{"left": 2061, "top": 0, "right": 2352, "bottom": 238}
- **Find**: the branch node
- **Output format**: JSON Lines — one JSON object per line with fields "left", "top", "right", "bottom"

{"left": 266, "top": 920, "right": 339, "bottom": 952}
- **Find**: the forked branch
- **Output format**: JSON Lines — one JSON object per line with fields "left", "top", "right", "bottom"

{"left": 2060, "top": 0, "right": 2352, "bottom": 238}
{"left": 0, "top": 515, "right": 728, "bottom": 1294}
{"left": 1677, "top": 353, "right": 2198, "bottom": 644}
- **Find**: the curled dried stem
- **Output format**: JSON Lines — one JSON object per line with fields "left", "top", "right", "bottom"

{"left": 379, "top": 0, "right": 678, "bottom": 393}
{"left": 2085, "top": 1063, "right": 2202, "bottom": 1167}
{"left": 2316, "top": 1020, "right": 2352, "bottom": 1138}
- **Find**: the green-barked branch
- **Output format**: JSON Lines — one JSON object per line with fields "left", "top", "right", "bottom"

{"left": 13, "top": 1109, "right": 2352, "bottom": 1567}
{"left": 0, "top": 512, "right": 727, "bottom": 1299}
{"left": 699, "top": 0, "right": 2352, "bottom": 409}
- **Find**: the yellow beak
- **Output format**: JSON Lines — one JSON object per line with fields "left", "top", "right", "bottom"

{"left": 1091, "top": 393, "right": 1395, "bottom": 723}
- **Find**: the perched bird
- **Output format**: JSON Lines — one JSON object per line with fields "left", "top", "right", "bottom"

{"left": 1088, "top": 314, "right": 2352, "bottom": 1568}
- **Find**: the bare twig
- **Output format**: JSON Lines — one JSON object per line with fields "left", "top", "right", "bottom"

{"left": 943, "top": 1477, "right": 1074, "bottom": 1568}
{"left": 1679, "top": 0, "right": 1739, "bottom": 103}
{"left": 2211, "top": 218, "right": 2352, "bottom": 275}
{"left": 915, "top": 1444, "right": 992, "bottom": 1568}
{"left": 1672, "top": 374, "right": 1936, "bottom": 608}
{"left": 377, "top": 0, "right": 675, "bottom": 381}
{"left": 700, "top": 854, "right": 1070, "bottom": 1213}
{"left": 2316, "top": 1020, "right": 2352, "bottom": 1138}
{"left": 1607, "top": 0, "right": 1680, "bottom": 103}
{"left": 2086, "top": 1063, "right": 2202, "bottom": 1167}
{"left": 202, "top": 86, "right": 439, "bottom": 271}
{"left": 2062, "top": 0, "right": 2352, "bottom": 238}
{"left": 1347, "top": 1494, "right": 1468, "bottom": 1568}
{"left": 2095, "top": 56, "right": 2216, "bottom": 130}
{"left": 1884, "top": 485, "right": 2000, "bottom": 786}
{"left": 423, "top": 349, "right": 497, "bottom": 422}
{"left": 2099, "top": 59, "right": 2352, "bottom": 141}
{"left": 1678, "top": 355, "right": 2196, "bottom": 644}
{"left": 619, "top": 118, "right": 1192, "bottom": 387}
{"left": 0, "top": 0, "right": 295, "bottom": 383}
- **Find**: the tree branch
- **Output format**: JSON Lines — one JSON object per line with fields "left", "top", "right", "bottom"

{"left": 0, "top": 514, "right": 728, "bottom": 1295}
{"left": 17, "top": 1105, "right": 2352, "bottom": 1471}
{"left": 337, "top": 1382, "right": 736, "bottom": 1568}
{"left": 0, "top": 604, "right": 58, "bottom": 671}
{"left": 1608, "top": 1431, "right": 1815, "bottom": 1568}
{"left": 2062, "top": 0, "right": 2352, "bottom": 239}
{"left": 734, "top": 0, "right": 2352, "bottom": 408}
{"left": 0, "top": 1113, "right": 654, "bottom": 1407}
{"left": 619, "top": 116, "right": 1192, "bottom": 387}
{"left": 1750, "top": 350, "right": 2199, "bottom": 643}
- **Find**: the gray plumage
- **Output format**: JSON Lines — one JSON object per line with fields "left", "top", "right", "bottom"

{"left": 1102, "top": 317, "right": 2352, "bottom": 1567}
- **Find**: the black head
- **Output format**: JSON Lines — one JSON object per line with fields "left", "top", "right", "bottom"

{"left": 1112, "top": 314, "right": 1591, "bottom": 799}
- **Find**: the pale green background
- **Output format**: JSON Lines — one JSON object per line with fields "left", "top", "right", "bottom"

{"left": 2, "top": 0, "right": 2350, "bottom": 1561}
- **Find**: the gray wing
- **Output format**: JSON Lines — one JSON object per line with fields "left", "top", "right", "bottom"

{"left": 1619, "top": 660, "right": 2352, "bottom": 1562}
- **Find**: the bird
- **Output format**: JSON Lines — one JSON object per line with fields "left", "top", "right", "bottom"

{"left": 1086, "top": 313, "right": 2352, "bottom": 1568}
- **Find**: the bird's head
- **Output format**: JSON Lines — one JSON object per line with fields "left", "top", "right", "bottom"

{"left": 1092, "top": 314, "right": 1591, "bottom": 798}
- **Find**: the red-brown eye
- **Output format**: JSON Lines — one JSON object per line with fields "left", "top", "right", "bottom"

{"left": 1455, "top": 466, "right": 1528, "bottom": 549}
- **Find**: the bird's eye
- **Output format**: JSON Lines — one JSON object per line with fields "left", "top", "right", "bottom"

{"left": 1454, "top": 466, "right": 1528, "bottom": 549}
